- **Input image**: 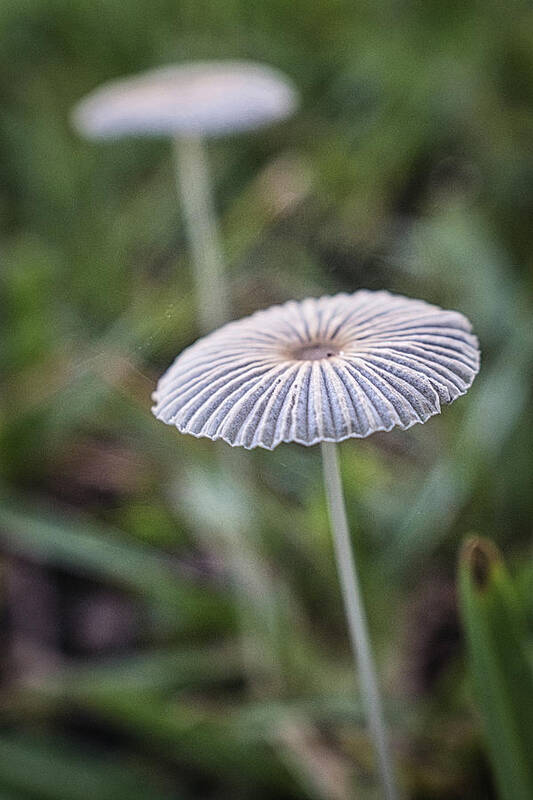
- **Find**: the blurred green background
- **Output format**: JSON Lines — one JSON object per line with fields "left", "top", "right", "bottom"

{"left": 1, "top": 1, "right": 533, "bottom": 798}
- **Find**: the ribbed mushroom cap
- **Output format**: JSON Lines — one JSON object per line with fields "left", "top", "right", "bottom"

{"left": 71, "top": 61, "right": 298, "bottom": 139}
{"left": 152, "top": 291, "right": 480, "bottom": 450}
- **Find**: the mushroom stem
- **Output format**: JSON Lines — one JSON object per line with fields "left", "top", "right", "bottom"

{"left": 173, "top": 135, "right": 230, "bottom": 332}
{"left": 174, "top": 139, "right": 284, "bottom": 692}
{"left": 321, "top": 441, "right": 398, "bottom": 800}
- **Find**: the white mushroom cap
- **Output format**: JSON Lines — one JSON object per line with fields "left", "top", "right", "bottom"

{"left": 71, "top": 61, "right": 299, "bottom": 139}
{"left": 152, "top": 290, "right": 480, "bottom": 450}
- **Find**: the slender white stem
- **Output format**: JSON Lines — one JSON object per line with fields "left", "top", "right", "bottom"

{"left": 173, "top": 135, "right": 230, "bottom": 333}
{"left": 321, "top": 441, "right": 398, "bottom": 800}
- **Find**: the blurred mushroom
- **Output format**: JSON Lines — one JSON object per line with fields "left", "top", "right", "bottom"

{"left": 153, "top": 289, "right": 480, "bottom": 800}
{"left": 72, "top": 61, "right": 299, "bottom": 332}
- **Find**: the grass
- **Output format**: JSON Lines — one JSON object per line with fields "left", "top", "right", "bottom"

{"left": 1, "top": 1, "right": 533, "bottom": 798}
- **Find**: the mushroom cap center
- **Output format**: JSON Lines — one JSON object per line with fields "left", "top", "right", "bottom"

{"left": 290, "top": 342, "right": 342, "bottom": 361}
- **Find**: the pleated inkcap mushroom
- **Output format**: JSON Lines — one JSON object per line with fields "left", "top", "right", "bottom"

{"left": 71, "top": 61, "right": 299, "bottom": 139}
{"left": 152, "top": 290, "right": 480, "bottom": 450}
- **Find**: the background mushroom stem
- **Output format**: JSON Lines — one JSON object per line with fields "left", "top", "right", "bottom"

{"left": 173, "top": 135, "right": 230, "bottom": 332}
{"left": 321, "top": 441, "right": 398, "bottom": 800}
{"left": 173, "top": 137, "right": 283, "bottom": 690}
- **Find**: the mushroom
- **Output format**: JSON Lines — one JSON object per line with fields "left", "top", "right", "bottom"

{"left": 152, "top": 289, "right": 480, "bottom": 800}
{"left": 71, "top": 61, "right": 299, "bottom": 332}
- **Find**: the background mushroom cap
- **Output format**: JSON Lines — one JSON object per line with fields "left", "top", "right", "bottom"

{"left": 71, "top": 61, "right": 299, "bottom": 139}
{"left": 152, "top": 290, "right": 480, "bottom": 450}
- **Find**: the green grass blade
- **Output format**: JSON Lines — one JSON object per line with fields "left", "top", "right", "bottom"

{"left": 0, "top": 499, "right": 230, "bottom": 632}
{"left": 458, "top": 536, "right": 533, "bottom": 800}
{"left": 23, "top": 643, "right": 242, "bottom": 698}
{"left": 0, "top": 733, "right": 182, "bottom": 800}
